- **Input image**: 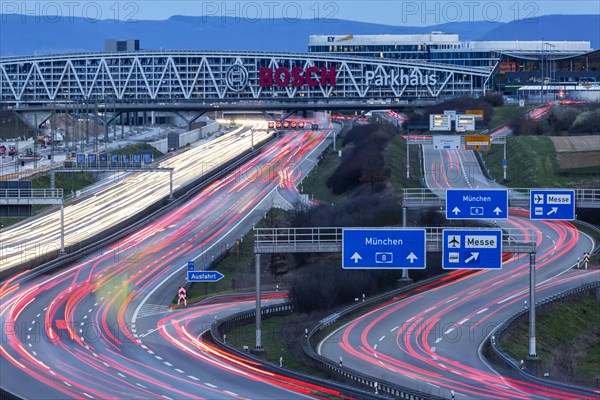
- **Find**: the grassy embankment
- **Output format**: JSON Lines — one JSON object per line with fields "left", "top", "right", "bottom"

{"left": 501, "top": 293, "right": 600, "bottom": 388}
{"left": 481, "top": 135, "right": 599, "bottom": 188}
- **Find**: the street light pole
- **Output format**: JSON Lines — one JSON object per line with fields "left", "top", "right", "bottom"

{"left": 541, "top": 39, "right": 545, "bottom": 103}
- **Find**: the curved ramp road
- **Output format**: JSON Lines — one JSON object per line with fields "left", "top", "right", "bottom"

{"left": 318, "top": 140, "right": 598, "bottom": 399}
{"left": 1, "top": 129, "right": 341, "bottom": 399}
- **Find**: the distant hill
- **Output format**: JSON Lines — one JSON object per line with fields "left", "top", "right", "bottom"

{"left": 481, "top": 15, "right": 600, "bottom": 44}
{"left": 0, "top": 14, "right": 597, "bottom": 57}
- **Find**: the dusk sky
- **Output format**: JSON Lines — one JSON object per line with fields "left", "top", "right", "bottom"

{"left": 6, "top": 0, "right": 600, "bottom": 26}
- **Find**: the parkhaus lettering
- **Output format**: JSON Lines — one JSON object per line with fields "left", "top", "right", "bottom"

{"left": 366, "top": 69, "right": 438, "bottom": 87}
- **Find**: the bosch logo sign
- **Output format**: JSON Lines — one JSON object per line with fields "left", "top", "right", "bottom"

{"left": 225, "top": 64, "right": 249, "bottom": 92}
{"left": 259, "top": 66, "right": 336, "bottom": 88}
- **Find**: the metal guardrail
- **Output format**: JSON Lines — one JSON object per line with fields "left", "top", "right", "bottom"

{"left": 0, "top": 188, "right": 64, "bottom": 205}
{"left": 489, "top": 281, "right": 600, "bottom": 395}
{"left": 207, "top": 303, "right": 388, "bottom": 400}
{"left": 0, "top": 188, "right": 63, "bottom": 198}
{"left": 254, "top": 226, "right": 536, "bottom": 254}
{"left": 402, "top": 188, "right": 600, "bottom": 208}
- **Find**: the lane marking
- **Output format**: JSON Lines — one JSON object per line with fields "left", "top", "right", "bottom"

{"left": 498, "top": 289, "right": 528, "bottom": 305}
{"left": 379, "top": 335, "right": 385, "bottom": 342}
{"left": 63, "top": 381, "right": 72, "bottom": 387}
{"left": 435, "top": 338, "right": 442, "bottom": 344}
{"left": 188, "top": 376, "right": 199, "bottom": 381}
{"left": 445, "top": 297, "right": 459, "bottom": 303}
{"left": 174, "top": 368, "right": 185, "bottom": 374}
{"left": 117, "top": 373, "right": 126, "bottom": 378}
{"left": 391, "top": 326, "right": 399, "bottom": 332}
{"left": 444, "top": 328, "right": 454, "bottom": 335}
{"left": 83, "top": 393, "right": 93, "bottom": 399}
{"left": 204, "top": 383, "right": 217, "bottom": 388}
{"left": 469, "top": 289, "right": 480, "bottom": 294}
{"left": 458, "top": 318, "right": 469, "bottom": 325}
{"left": 476, "top": 308, "right": 489, "bottom": 315}
{"left": 164, "top": 362, "right": 173, "bottom": 367}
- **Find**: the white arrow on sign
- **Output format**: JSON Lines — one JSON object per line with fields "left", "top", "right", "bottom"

{"left": 547, "top": 207, "right": 558, "bottom": 216}
{"left": 406, "top": 252, "right": 418, "bottom": 263}
{"left": 493, "top": 207, "right": 503, "bottom": 215}
{"left": 464, "top": 252, "right": 479, "bottom": 264}
{"left": 452, "top": 207, "right": 461, "bottom": 215}
{"left": 350, "top": 252, "right": 362, "bottom": 263}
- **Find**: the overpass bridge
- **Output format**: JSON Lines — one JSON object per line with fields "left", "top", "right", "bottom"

{"left": 1, "top": 51, "right": 492, "bottom": 115}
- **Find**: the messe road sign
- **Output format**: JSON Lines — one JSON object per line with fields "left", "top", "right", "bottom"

{"left": 342, "top": 229, "right": 426, "bottom": 269}
{"left": 530, "top": 189, "right": 575, "bottom": 220}
{"left": 446, "top": 189, "right": 508, "bottom": 220}
{"left": 187, "top": 261, "right": 195, "bottom": 271}
{"left": 443, "top": 229, "right": 502, "bottom": 270}
{"left": 187, "top": 271, "right": 225, "bottom": 282}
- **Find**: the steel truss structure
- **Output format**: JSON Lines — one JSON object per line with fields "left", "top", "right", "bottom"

{"left": 0, "top": 51, "right": 493, "bottom": 104}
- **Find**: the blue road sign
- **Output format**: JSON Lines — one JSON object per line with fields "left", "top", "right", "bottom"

{"left": 443, "top": 229, "right": 502, "bottom": 270}
{"left": 342, "top": 229, "right": 426, "bottom": 269}
{"left": 187, "top": 271, "right": 224, "bottom": 282}
{"left": 446, "top": 189, "right": 508, "bottom": 220}
{"left": 187, "top": 261, "right": 195, "bottom": 271}
{"left": 530, "top": 189, "right": 575, "bottom": 220}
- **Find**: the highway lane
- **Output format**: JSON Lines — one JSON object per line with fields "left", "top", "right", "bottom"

{"left": 318, "top": 139, "right": 598, "bottom": 399}
{"left": 1, "top": 124, "right": 273, "bottom": 273}
{"left": 1, "top": 127, "right": 343, "bottom": 399}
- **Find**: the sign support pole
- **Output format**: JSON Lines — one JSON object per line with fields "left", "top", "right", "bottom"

{"left": 60, "top": 200, "right": 65, "bottom": 254}
{"left": 255, "top": 253, "right": 262, "bottom": 349}
{"left": 503, "top": 139, "right": 507, "bottom": 181}
{"left": 401, "top": 207, "right": 409, "bottom": 280}
{"left": 406, "top": 135, "right": 410, "bottom": 180}
{"left": 528, "top": 252, "right": 537, "bottom": 358}
{"left": 169, "top": 170, "right": 174, "bottom": 200}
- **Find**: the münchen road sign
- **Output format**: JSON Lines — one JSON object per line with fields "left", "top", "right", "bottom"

{"left": 530, "top": 189, "right": 575, "bottom": 220}
{"left": 187, "top": 271, "right": 225, "bottom": 282}
{"left": 443, "top": 229, "right": 503, "bottom": 270}
{"left": 342, "top": 229, "right": 426, "bottom": 269}
{"left": 446, "top": 189, "right": 508, "bottom": 220}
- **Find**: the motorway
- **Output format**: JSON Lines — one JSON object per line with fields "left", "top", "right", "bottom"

{"left": 0, "top": 125, "right": 272, "bottom": 273}
{"left": 1, "top": 127, "right": 342, "bottom": 399}
{"left": 318, "top": 125, "right": 599, "bottom": 398}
